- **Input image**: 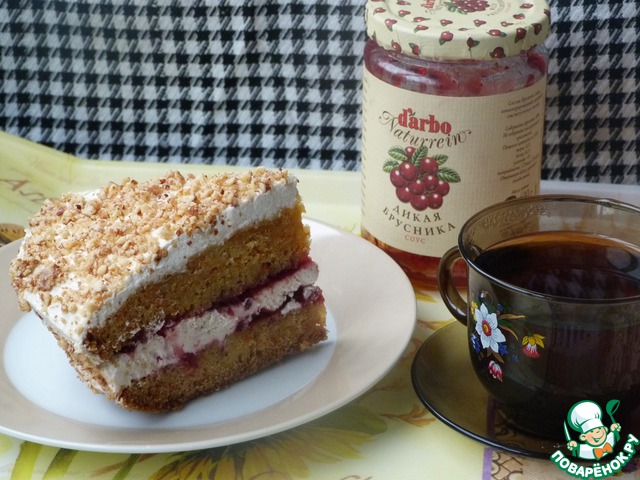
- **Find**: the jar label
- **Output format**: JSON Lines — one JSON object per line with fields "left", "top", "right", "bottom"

{"left": 360, "top": 68, "right": 547, "bottom": 257}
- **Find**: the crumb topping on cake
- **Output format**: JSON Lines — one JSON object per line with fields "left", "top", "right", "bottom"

{"left": 10, "top": 168, "right": 293, "bottom": 320}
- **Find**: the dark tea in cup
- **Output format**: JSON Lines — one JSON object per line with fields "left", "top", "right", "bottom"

{"left": 475, "top": 231, "right": 640, "bottom": 300}
{"left": 438, "top": 195, "right": 640, "bottom": 439}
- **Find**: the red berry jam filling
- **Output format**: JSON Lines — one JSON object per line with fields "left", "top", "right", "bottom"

{"left": 118, "top": 260, "right": 322, "bottom": 358}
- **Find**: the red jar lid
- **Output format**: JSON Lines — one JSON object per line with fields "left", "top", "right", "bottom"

{"left": 365, "top": 0, "right": 551, "bottom": 61}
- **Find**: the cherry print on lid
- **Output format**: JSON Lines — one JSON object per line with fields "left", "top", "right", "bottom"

{"left": 490, "top": 47, "right": 506, "bottom": 58}
{"left": 365, "top": 0, "right": 551, "bottom": 61}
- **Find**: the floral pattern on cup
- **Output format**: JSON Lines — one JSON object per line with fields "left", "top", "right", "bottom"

{"left": 469, "top": 290, "right": 545, "bottom": 382}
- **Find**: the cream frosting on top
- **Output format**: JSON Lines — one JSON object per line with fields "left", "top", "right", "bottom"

{"left": 10, "top": 168, "right": 299, "bottom": 346}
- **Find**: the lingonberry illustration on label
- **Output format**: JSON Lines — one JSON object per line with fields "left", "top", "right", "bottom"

{"left": 360, "top": 69, "right": 547, "bottom": 260}
{"left": 384, "top": 145, "right": 461, "bottom": 212}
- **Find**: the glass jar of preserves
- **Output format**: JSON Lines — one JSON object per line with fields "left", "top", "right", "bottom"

{"left": 360, "top": 0, "right": 551, "bottom": 289}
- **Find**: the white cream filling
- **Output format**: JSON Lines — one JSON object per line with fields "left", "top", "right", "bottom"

{"left": 95, "top": 261, "right": 320, "bottom": 391}
{"left": 22, "top": 177, "right": 299, "bottom": 347}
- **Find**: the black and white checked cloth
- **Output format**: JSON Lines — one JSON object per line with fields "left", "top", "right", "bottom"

{"left": 1, "top": 1, "right": 364, "bottom": 170}
{"left": 544, "top": 0, "right": 640, "bottom": 184}
{"left": 1, "top": 0, "right": 639, "bottom": 183}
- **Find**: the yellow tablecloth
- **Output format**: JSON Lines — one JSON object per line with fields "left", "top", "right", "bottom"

{"left": 1, "top": 131, "right": 638, "bottom": 480}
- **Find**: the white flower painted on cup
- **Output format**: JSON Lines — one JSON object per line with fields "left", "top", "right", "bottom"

{"left": 469, "top": 290, "right": 544, "bottom": 384}
{"left": 474, "top": 303, "right": 506, "bottom": 353}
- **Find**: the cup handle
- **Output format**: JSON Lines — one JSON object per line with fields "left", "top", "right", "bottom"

{"left": 438, "top": 246, "right": 467, "bottom": 325}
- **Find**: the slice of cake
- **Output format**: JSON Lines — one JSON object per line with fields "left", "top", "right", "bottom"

{"left": 10, "top": 168, "right": 327, "bottom": 413}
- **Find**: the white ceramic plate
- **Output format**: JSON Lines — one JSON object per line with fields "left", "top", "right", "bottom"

{"left": 0, "top": 218, "right": 416, "bottom": 453}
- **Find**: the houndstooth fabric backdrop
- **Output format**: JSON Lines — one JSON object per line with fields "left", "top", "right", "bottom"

{"left": 1, "top": 0, "right": 638, "bottom": 183}
{"left": 545, "top": 0, "right": 639, "bottom": 184}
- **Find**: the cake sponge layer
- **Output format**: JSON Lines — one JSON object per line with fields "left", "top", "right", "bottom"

{"left": 65, "top": 301, "right": 327, "bottom": 413}
{"left": 10, "top": 169, "right": 300, "bottom": 352}
{"left": 85, "top": 203, "right": 310, "bottom": 360}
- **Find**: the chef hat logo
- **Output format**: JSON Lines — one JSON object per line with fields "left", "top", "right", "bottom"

{"left": 568, "top": 400, "right": 605, "bottom": 434}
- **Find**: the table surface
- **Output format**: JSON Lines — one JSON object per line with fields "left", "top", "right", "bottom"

{"left": 1, "top": 130, "right": 639, "bottom": 480}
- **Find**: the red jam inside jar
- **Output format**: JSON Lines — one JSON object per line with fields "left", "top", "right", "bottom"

{"left": 360, "top": 1, "right": 551, "bottom": 290}
{"left": 364, "top": 40, "right": 548, "bottom": 98}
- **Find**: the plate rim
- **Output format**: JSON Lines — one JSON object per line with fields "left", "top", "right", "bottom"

{"left": 0, "top": 217, "right": 416, "bottom": 453}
